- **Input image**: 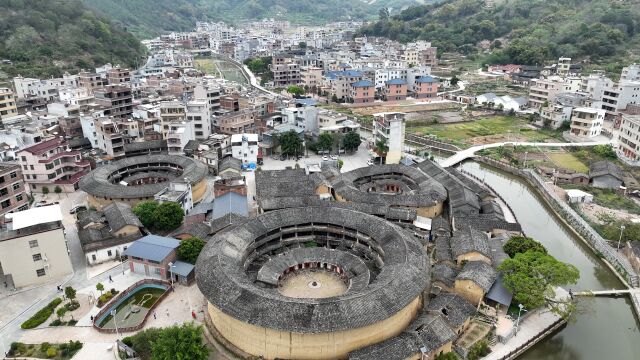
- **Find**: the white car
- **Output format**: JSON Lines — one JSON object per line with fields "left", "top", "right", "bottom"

{"left": 330, "top": 155, "right": 338, "bottom": 160}
{"left": 367, "top": 159, "right": 374, "bottom": 166}
{"left": 322, "top": 155, "right": 329, "bottom": 161}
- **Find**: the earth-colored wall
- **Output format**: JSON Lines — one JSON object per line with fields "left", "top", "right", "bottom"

{"left": 207, "top": 296, "right": 422, "bottom": 360}
{"left": 454, "top": 279, "right": 485, "bottom": 306}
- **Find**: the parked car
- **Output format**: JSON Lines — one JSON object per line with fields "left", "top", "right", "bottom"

{"left": 322, "top": 155, "right": 329, "bottom": 161}
{"left": 330, "top": 155, "right": 338, "bottom": 160}
{"left": 69, "top": 205, "right": 87, "bottom": 214}
{"left": 367, "top": 159, "right": 374, "bottom": 166}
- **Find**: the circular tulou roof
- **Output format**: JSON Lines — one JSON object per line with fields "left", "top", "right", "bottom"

{"left": 196, "top": 206, "right": 430, "bottom": 333}
{"left": 332, "top": 164, "right": 447, "bottom": 207}
{"left": 79, "top": 155, "right": 208, "bottom": 199}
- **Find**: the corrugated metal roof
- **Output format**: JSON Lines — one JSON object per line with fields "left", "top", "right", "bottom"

{"left": 171, "top": 260, "right": 194, "bottom": 277}
{"left": 9, "top": 205, "right": 62, "bottom": 230}
{"left": 123, "top": 235, "right": 180, "bottom": 262}
{"left": 213, "top": 192, "right": 248, "bottom": 219}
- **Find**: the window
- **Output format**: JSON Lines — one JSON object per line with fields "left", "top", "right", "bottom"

{"left": 36, "top": 268, "right": 46, "bottom": 277}
{"left": 10, "top": 172, "right": 16, "bottom": 179}
{"left": 92, "top": 254, "right": 97, "bottom": 261}
{"left": 29, "top": 165, "right": 34, "bottom": 170}
{"left": 29, "top": 239, "right": 38, "bottom": 248}
{"left": 16, "top": 194, "right": 23, "bottom": 202}
{"left": 23, "top": 165, "right": 28, "bottom": 171}
{"left": 12, "top": 183, "right": 20, "bottom": 190}
{"left": 32, "top": 253, "right": 42, "bottom": 261}
{"left": 45, "top": 163, "right": 54, "bottom": 170}
{"left": 107, "top": 250, "right": 112, "bottom": 257}
{"left": 0, "top": 188, "right": 7, "bottom": 196}
{"left": 154, "top": 267, "right": 162, "bottom": 276}
{"left": 1, "top": 200, "right": 10, "bottom": 209}
{"left": 21, "top": 156, "right": 26, "bottom": 162}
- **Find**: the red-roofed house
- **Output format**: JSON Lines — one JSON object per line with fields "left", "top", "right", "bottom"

{"left": 17, "top": 137, "right": 91, "bottom": 193}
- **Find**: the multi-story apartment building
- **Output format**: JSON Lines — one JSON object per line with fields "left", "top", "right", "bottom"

{"left": 539, "top": 104, "right": 572, "bottom": 129}
{"left": 351, "top": 80, "right": 375, "bottom": 104}
{"left": 618, "top": 114, "right": 640, "bottom": 162}
{"left": 282, "top": 103, "right": 319, "bottom": 133}
{"left": 94, "top": 85, "right": 133, "bottom": 119}
{"left": 107, "top": 67, "right": 132, "bottom": 86}
{"left": 220, "top": 95, "right": 240, "bottom": 112}
{"left": 58, "top": 87, "right": 94, "bottom": 107}
{"left": 414, "top": 76, "right": 439, "bottom": 99}
{"left": 218, "top": 110, "right": 257, "bottom": 135}
{"left": 167, "top": 121, "right": 196, "bottom": 155}
{"left": 12, "top": 74, "right": 76, "bottom": 101}
{"left": 300, "top": 67, "right": 323, "bottom": 88}
{"left": 384, "top": 79, "right": 407, "bottom": 101}
{"left": 601, "top": 81, "right": 640, "bottom": 118}
{"left": 48, "top": 103, "right": 84, "bottom": 138}
{"left": 95, "top": 118, "right": 126, "bottom": 159}
{"left": 0, "top": 163, "right": 29, "bottom": 222}
{"left": 0, "top": 88, "right": 18, "bottom": 122}
{"left": 375, "top": 68, "right": 407, "bottom": 89}
{"left": 318, "top": 110, "right": 360, "bottom": 134}
{"left": 186, "top": 100, "right": 211, "bottom": 140}
{"left": 373, "top": 112, "right": 406, "bottom": 164}
{"left": 0, "top": 205, "right": 73, "bottom": 289}
{"left": 17, "top": 137, "right": 91, "bottom": 193}
{"left": 231, "top": 133, "right": 259, "bottom": 166}
{"left": 621, "top": 64, "right": 640, "bottom": 82}
{"left": 159, "top": 101, "right": 186, "bottom": 138}
{"left": 528, "top": 77, "right": 566, "bottom": 108}
{"left": 193, "top": 83, "right": 220, "bottom": 123}
{"left": 326, "top": 70, "right": 363, "bottom": 101}
{"left": 569, "top": 107, "right": 605, "bottom": 138}
{"left": 272, "top": 62, "right": 301, "bottom": 87}
{"left": 78, "top": 70, "right": 108, "bottom": 92}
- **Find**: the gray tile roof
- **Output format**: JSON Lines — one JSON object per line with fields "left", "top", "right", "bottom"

{"left": 589, "top": 160, "right": 624, "bottom": 181}
{"left": 456, "top": 261, "right": 498, "bottom": 292}
{"left": 450, "top": 224, "right": 491, "bottom": 260}
{"left": 195, "top": 206, "right": 429, "bottom": 333}
{"left": 79, "top": 155, "right": 208, "bottom": 199}
{"left": 170, "top": 222, "right": 212, "bottom": 239}
{"left": 103, "top": 202, "right": 143, "bottom": 231}
{"left": 432, "top": 263, "right": 458, "bottom": 288}
{"left": 435, "top": 235, "right": 453, "bottom": 263}
{"left": 212, "top": 192, "right": 248, "bottom": 219}
{"left": 426, "top": 293, "right": 476, "bottom": 330}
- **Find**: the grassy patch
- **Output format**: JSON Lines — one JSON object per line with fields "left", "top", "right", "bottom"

{"left": 546, "top": 153, "right": 589, "bottom": 173}
{"left": 21, "top": 298, "right": 62, "bottom": 329}
{"left": 8, "top": 341, "right": 82, "bottom": 359}
{"left": 194, "top": 58, "right": 217, "bottom": 76}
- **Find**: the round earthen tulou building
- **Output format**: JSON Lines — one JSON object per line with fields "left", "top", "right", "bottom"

{"left": 196, "top": 206, "right": 430, "bottom": 359}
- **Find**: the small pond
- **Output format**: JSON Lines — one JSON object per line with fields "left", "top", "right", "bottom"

{"left": 97, "top": 284, "right": 168, "bottom": 329}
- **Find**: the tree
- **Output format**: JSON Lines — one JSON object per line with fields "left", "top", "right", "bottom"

{"left": 450, "top": 75, "right": 460, "bottom": 86}
{"left": 153, "top": 202, "right": 184, "bottom": 232}
{"left": 150, "top": 323, "right": 209, "bottom": 360}
{"left": 503, "top": 236, "right": 547, "bottom": 258}
{"left": 435, "top": 352, "right": 459, "bottom": 360}
{"left": 498, "top": 250, "right": 579, "bottom": 316}
{"left": 56, "top": 307, "right": 67, "bottom": 321}
{"left": 54, "top": 186, "right": 62, "bottom": 197}
{"left": 337, "top": 159, "right": 344, "bottom": 170}
{"left": 374, "top": 138, "right": 389, "bottom": 155}
{"left": 64, "top": 286, "right": 76, "bottom": 302}
{"left": 331, "top": 132, "right": 344, "bottom": 151}
{"left": 133, "top": 201, "right": 159, "bottom": 229}
{"left": 343, "top": 132, "right": 362, "bottom": 153}
{"left": 331, "top": 94, "right": 339, "bottom": 103}
{"left": 177, "top": 237, "right": 206, "bottom": 264}
{"left": 467, "top": 340, "right": 490, "bottom": 360}
{"left": 286, "top": 85, "right": 305, "bottom": 98}
{"left": 378, "top": 7, "right": 390, "bottom": 21}
{"left": 299, "top": 41, "right": 307, "bottom": 49}
{"left": 96, "top": 282, "right": 104, "bottom": 295}
{"left": 42, "top": 186, "right": 49, "bottom": 196}
{"left": 124, "top": 328, "right": 162, "bottom": 360}
{"left": 316, "top": 133, "right": 333, "bottom": 152}
{"left": 279, "top": 130, "right": 303, "bottom": 157}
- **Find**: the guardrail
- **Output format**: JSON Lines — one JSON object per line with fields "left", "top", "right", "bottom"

{"left": 474, "top": 156, "right": 639, "bottom": 287}
{"left": 496, "top": 317, "right": 567, "bottom": 360}
{"left": 92, "top": 279, "right": 172, "bottom": 334}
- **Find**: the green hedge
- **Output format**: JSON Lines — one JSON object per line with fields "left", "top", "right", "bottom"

{"left": 21, "top": 298, "right": 62, "bottom": 329}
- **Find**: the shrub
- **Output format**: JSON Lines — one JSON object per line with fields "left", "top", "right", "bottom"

{"left": 67, "top": 319, "right": 78, "bottom": 326}
{"left": 49, "top": 319, "right": 63, "bottom": 326}
{"left": 65, "top": 300, "right": 80, "bottom": 311}
{"left": 97, "top": 292, "right": 115, "bottom": 307}
{"left": 468, "top": 340, "right": 491, "bottom": 360}
{"left": 40, "top": 342, "right": 51, "bottom": 352}
{"left": 46, "top": 346, "right": 57, "bottom": 358}
{"left": 21, "top": 298, "right": 62, "bottom": 329}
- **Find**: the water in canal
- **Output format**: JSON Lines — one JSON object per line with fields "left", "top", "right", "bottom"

{"left": 460, "top": 161, "right": 640, "bottom": 360}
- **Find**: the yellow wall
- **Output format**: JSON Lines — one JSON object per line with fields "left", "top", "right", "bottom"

{"left": 454, "top": 279, "right": 485, "bottom": 306}
{"left": 208, "top": 296, "right": 422, "bottom": 360}
{"left": 416, "top": 202, "right": 443, "bottom": 218}
{"left": 113, "top": 224, "right": 140, "bottom": 237}
{"left": 456, "top": 252, "right": 492, "bottom": 266}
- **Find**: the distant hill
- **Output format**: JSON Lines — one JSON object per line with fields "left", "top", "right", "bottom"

{"left": 359, "top": 0, "right": 640, "bottom": 68}
{"left": 0, "top": 0, "right": 146, "bottom": 79}
{"left": 83, "top": 0, "right": 425, "bottom": 39}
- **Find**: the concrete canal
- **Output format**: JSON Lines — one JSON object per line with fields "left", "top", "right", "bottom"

{"left": 460, "top": 161, "right": 640, "bottom": 360}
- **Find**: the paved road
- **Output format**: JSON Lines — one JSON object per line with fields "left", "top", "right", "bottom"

{"left": 439, "top": 140, "right": 614, "bottom": 167}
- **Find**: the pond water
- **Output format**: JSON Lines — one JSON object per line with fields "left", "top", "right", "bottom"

{"left": 97, "top": 284, "right": 167, "bottom": 330}
{"left": 459, "top": 161, "right": 640, "bottom": 360}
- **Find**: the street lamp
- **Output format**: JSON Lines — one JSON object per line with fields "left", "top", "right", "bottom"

{"left": 515, "top": 303, "right": 527, "bottom": 335}
{"left": 111, "top": 309, "right": 120, "bottom": 339}
{"left": 120, "top": 255, "right": 125, "bottom": 275}
{"left": 617, "top": 225, "right": 626, "bottom": 250}
{"left": 168, "top": 262, "right": 176, "bottom": 288}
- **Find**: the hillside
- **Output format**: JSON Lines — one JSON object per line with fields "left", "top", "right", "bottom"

{"left": 0, "top": 0, "right": 146, "bottom": 79}
{"left": 359, "top": 0, "right": 640, "bottom": 68}
{"left": 83, "top": 0, "right": 424, "bottom": 39}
